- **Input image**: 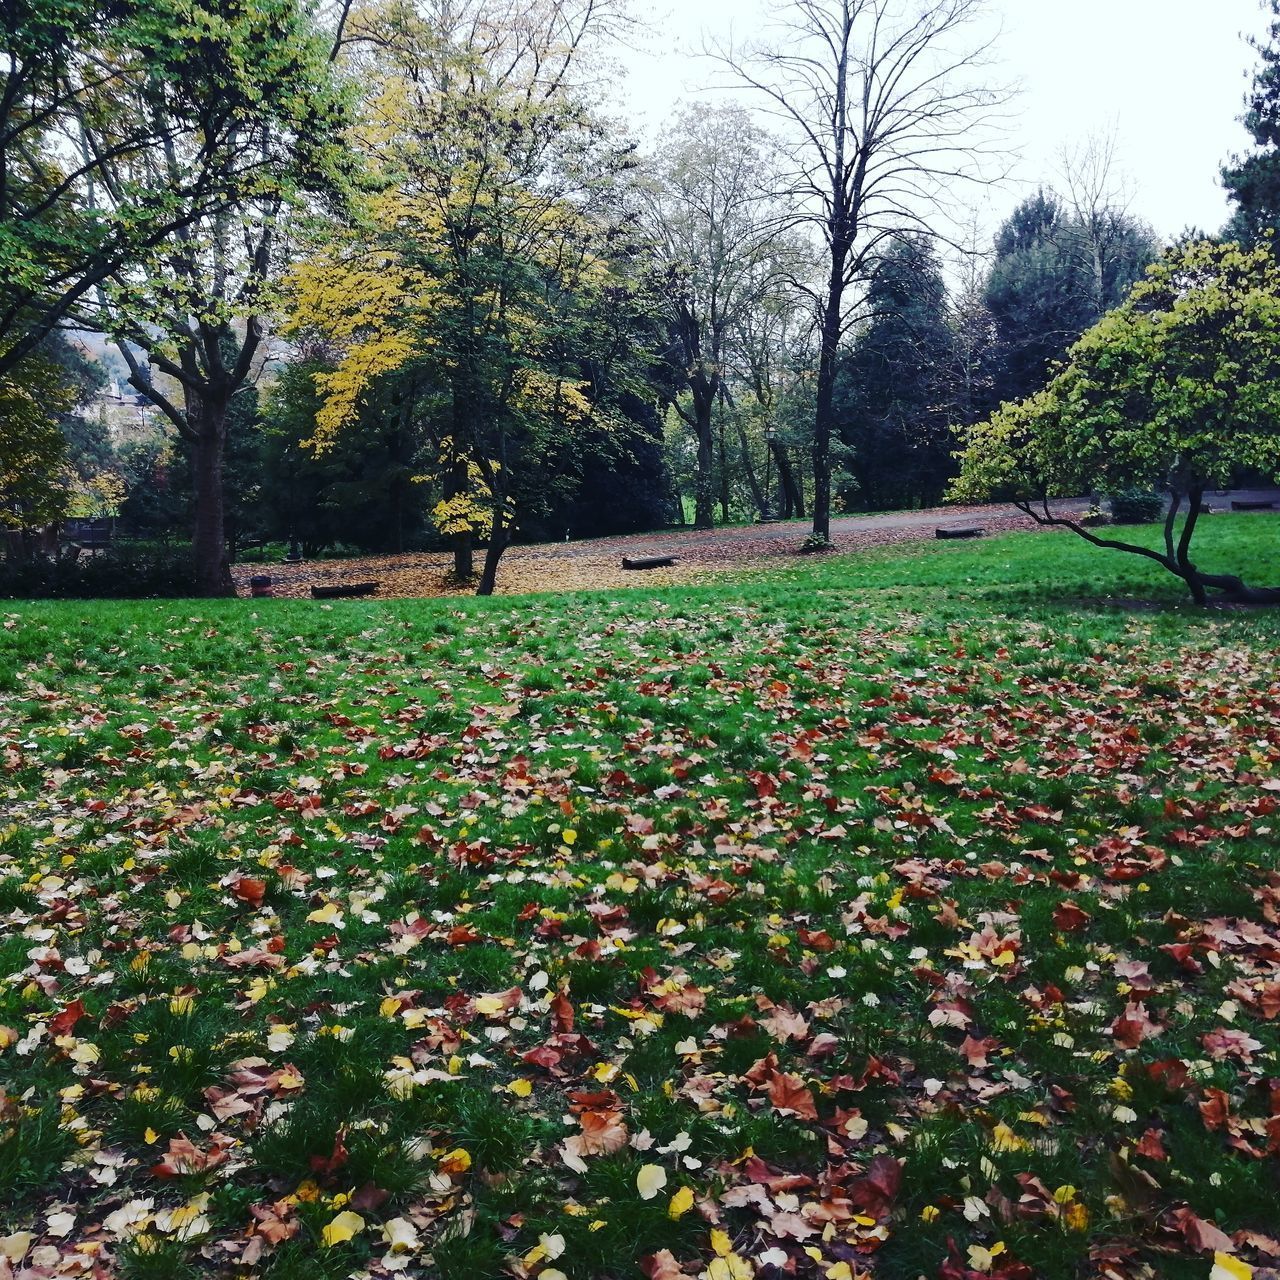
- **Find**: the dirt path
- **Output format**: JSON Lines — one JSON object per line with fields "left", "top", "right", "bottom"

{"left": 230, "top": 491, "right": 1279, "bottom": 600}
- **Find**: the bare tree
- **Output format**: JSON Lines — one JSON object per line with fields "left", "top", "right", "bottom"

{"left": 714, "top": 0, "right": 1009, "bottom": 540}
{"left": 1057, "top": 129, "right": 1154, "bottom": 316}
{"left": 640, "top": 105, "right": 796, "bottom": 528}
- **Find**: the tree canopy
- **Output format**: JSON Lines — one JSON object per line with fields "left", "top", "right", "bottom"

{"left": 953, "top": 238, "right": 1280, "bottom": 603}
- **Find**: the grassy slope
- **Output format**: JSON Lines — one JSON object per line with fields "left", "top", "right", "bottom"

{"left": 1, "top": 517, "right": 1279, "bottom": 1280}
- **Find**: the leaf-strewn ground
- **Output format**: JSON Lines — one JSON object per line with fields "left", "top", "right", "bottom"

{"left": 3, "top": 520, "right": 1280, "bottom": 1280}
{"left": 226, "top": 502, "right": 1060, "bottom": 599}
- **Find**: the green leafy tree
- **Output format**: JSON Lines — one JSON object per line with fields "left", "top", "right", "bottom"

{"left": 0, "top": 357, "right": 72, "bottom": 533}
{"left": 0, "top": 0, "right": 342, "bottom": 385}
{"left": 952, "top": 239, "right": 1280, "bottom": 604}
{"left": 83, "top": 2, "right": 352, "bottom": 596}
{"left": 289, "top": 0, "right": 646, "bottom": 595}
{"left": 259, "top": 359, "right": 433, "bottom": 555}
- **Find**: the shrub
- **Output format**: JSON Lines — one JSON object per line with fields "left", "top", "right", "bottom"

{"left": 1107, "top": 490, "right": 1165, "bottom": 524}
{"left": 0, "top": 543, "right": 197, "bottom": 599}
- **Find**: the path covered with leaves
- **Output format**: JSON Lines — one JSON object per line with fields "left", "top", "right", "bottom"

{"left": 228, "top": 504, "right": 1051, "bottom": 600}
{"left": 3, "top": 534, "right": 1280, "bottom": 1280}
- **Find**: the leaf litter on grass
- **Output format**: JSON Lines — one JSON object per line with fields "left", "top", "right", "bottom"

{"left": 0, "top": 572, "right": 1278, "bottom": 1280}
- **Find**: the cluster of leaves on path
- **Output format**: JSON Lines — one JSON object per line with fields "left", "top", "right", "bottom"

{"left": 1, "top": 576, "right": 1279, "bottom": 1280}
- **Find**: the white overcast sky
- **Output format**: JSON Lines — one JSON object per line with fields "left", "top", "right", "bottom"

{"left": 613, "top": 0, "right": 1271, "bottom": 246}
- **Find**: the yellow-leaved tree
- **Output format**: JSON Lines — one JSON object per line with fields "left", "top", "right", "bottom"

{"left": 284, "top": 0, "right": 654, "bottom": 594}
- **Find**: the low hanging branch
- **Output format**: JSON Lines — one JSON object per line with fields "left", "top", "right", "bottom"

{"left": 952, "top": 239, "right": 1280, "bottom": 607}
{"left": 1014, "top": 494, "right": 1280, "bottom": 606}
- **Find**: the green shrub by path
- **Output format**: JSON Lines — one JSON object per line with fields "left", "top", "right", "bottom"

{"left": 1106, "top": 489, "right": 1165, "bottom": 524}
{"left": 1, "top": 520, "right": 1279, "bottom": 1279}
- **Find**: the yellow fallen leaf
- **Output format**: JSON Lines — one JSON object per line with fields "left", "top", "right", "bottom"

{"left": 321, "top": 1210, "right": 365, "bottom": 1247}
{"left": 0, "top": 1232, "right": 34, "bottom": 1264}
{"left": 1212, "top": 1254, "right": 1253, "bottom": 1280}
{"left": 711, "top": 1228, "right": 733, "bottom": 1258}
{"left": 507, "top": 1078, "right": 533, "bottom": 1097}
{"left": 307, "top": 901, "right": 344, "bottom": 925}
{"left": 636, "top": 1164, "right": 667, "bottom": 1200}
{"left": 707, "top": 1256, "right": 754, "bottom": 1280}
{"left": 668, "top": 1185, "right": 694, "bottom": 1219}
{"left": 473, "top": 995, "right": 507, "bottom": 1017}
{"left": 437, "top": 1147, "right": 471, "bottom": 1175}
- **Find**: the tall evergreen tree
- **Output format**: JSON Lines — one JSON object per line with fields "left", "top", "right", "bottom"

{"left": 1223, "top": 1, "right": 1280, "bottom": 245}
{"left": 984, "top": 190, "right": 1156, "bottom": 406}
{"left": 834, "top": 237, "right": 958, "bottom": 510}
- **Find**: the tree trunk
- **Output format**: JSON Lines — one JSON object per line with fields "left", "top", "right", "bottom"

{"left": 733, "top": 419, "right": 766, "bottom": 515}
{"left": 772, "top": 439, "right": 804, "bottom": 518}
{"left": 476, "top": 519, "right": 510, "bottom": 596}
{"left": 692, "top": 395, "right": 715, "bottom": 529}
{"left": 717, "top": 419, "right": 730, "bottom": 523}
{"left": 190, "top": 395, "right": 234, "bottom": 598}
{"left": 811, "top": 252, "right": 847, "bottom": 541}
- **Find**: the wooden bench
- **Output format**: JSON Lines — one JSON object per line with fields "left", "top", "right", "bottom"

{"left": 935, "top": 527, "right": 984, "bottom": 540}
{"left": 310, "top": 581, "right": 379, "bottom": 599}
{"left": 622, "top": 555, "right": 676, "bottom": 570}
{"left": 1231, "top": 499, "right": 1275, "bottom": 511}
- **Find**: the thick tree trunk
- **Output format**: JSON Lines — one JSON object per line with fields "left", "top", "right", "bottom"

{"left": 190, "top": 396, "right": 233, "bottom": 598}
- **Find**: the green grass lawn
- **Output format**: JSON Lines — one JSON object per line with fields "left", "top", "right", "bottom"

{"left": 2, "top": 518, "right": 1279, "bottom": 1280}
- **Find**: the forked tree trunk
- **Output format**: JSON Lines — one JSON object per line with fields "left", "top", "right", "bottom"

{"left": 1018, "top": 492, "right": 1280, "bottom": 607}
{"left": 733, "top": 419, "right": 766, "bottom": 515}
